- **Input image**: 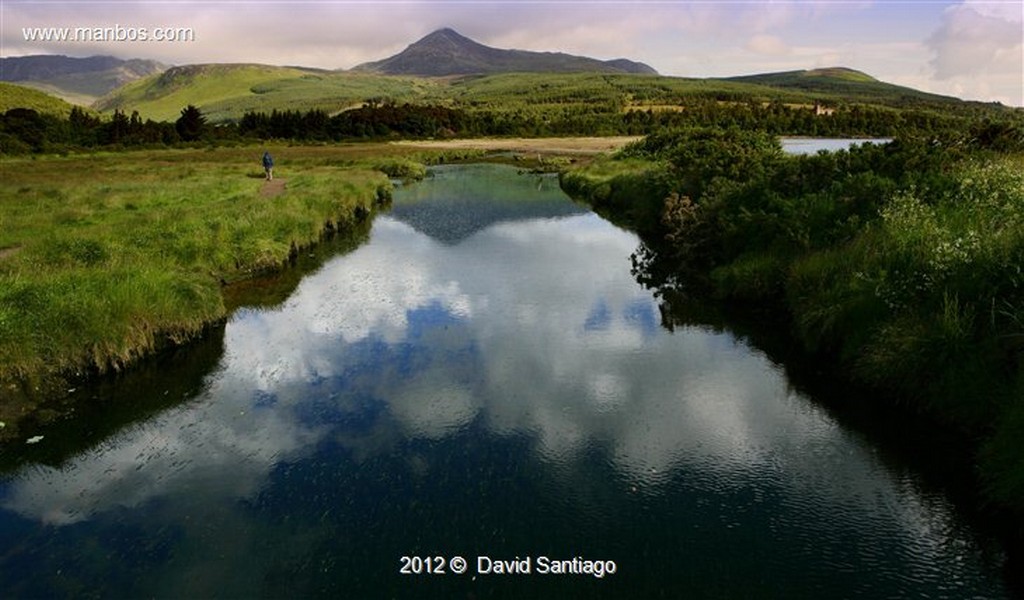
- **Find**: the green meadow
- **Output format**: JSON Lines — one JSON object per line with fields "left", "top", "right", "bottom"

{"left": 0, "top": 145, "right": 480, "bottom": 389}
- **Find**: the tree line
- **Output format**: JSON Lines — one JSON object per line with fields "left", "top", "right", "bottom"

{"left": 2, "top": 98, "right": 1021, "bottom": 154}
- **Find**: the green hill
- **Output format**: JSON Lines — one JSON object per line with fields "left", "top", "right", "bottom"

{"left": 93, "top": 63, "right": 1012, "bottom": 125}
{"left": 96, "top": 63, "right": 437, "bottom": 122}
{"left": 724, "top": 67, "right": 964, "bottom": 106}
{"left": 443, "top": 72, "right": 813, "bottom": 111}
{"left": 91, "top": 69, "right": 838, "bottom": 124}
{"left": 0, "top": 82, "right": 77, "bottom": 116}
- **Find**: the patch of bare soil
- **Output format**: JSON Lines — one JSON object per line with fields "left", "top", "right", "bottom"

{"left": 0, "top": 244, "right": 22, "bottom": 260}
{"left": 260, "top": 178, "right": 287, "bottom": 198}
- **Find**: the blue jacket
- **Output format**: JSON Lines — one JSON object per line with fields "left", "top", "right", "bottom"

{"left": 262, "top": 153, "right": 274, "bottom": 168}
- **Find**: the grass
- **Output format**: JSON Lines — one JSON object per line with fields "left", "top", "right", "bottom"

{"left": 560, "top": 134, "right": 1024, "bottom": 517}
{"left": 98, "top": 66, "right": 437, "bottom": 122}
{"left": 0, "top": 82, "right": 76, "bottom": 117}
{"left": 0, "top": 145, "right": 414, "bottom": 385}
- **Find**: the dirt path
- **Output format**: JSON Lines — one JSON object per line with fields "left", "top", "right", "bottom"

{"left": 0, "top": 245, "right": 22, "bottom": 261}
{"left": 260, "top": 178, "right": 286, "bottom": 198}
{"left": 391, "top": 136, "right": 641, "bottom": 156}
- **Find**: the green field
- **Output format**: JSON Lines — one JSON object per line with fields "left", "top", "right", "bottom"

{"left": 0, "top": 145, "right": 482, "bottom": 391}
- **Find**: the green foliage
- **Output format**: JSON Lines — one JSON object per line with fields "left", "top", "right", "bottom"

{"left": 373, "top": 158, "right": 427, "bottom": 180}
{"left": 562, "top": 124, "right": 1024, "bottom": 515}
{"left": 559, "top": 157, "right": 671, "bottom": 232}
{"left": 0, "top": 146, "right": 394, "bottom": 381}
{"left": 0, "top": 82, "right": 76, "bottom": 117}
{"left": 785, "top": 234, "right": 890, "bottom": 353}
{"left": 710, "top": 251, "right": 789, "bottom": 302}
{"left": 621, "top": 127, "right": 784, "bottom": 201}
{"left": 175, "top": 104, "right": 207, "bottom": 141}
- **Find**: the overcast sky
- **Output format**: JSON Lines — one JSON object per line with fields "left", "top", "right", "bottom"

{"left": 2, "top": 0, "right": 1022, "bottom": 106}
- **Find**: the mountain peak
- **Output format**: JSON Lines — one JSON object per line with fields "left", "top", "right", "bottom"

{"left": 405, "top": 28, "right": 488, "bottom": 55}
{"left": 353, "top": 29, "right": 657, "bottom": 76}
{"left": 802, "top": 67, "right": 877, "bottom": 82}
{"left": 421, "top": 28, "right": 469, "bottom": 42}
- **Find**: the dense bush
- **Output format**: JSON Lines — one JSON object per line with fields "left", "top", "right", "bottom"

{"left": 560, "top": 124, "right": 1024, "bottom": 517}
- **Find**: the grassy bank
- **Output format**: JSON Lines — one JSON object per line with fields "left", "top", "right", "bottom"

{"left": 559, "top": 127, "right": 1024, "bottom": 518}
{"left": 0, "top": 145, "right": 459, "bottom": 398}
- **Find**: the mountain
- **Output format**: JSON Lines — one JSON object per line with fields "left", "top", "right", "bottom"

{"left": 0, "top": 55, "right": 166, "bottom": 105}
{"left": 22, "top": 32, "right": 996, "bottom": 123}
{"left": 353, "top": 28, "right": 657, "bottom": 76}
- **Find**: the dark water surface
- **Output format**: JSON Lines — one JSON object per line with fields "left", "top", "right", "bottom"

{"left": 0, "top": 164, "right": 1012, "bottom": 598}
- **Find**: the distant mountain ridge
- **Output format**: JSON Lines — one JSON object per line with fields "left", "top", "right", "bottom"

{"left": 353, "top": 28, "right": 657, "bottom": 76}
{"left": 0, "top": 54, "right": 166, "bottom": 104}
{"left": 6, "top": 31, "right": 996, "bottom": 122}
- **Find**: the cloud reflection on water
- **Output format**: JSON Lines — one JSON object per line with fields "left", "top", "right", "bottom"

{"left": 1, "top": 213, "right": 797, "bottom": 523}
{"left": 0, "top": 208, "right": 964, "bottom": 567}
{"left": 0, "top": 175, "right": 1005, "bottom": 597}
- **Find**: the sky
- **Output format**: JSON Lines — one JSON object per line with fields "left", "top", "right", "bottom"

{"left": 2, "top": 0, "right": 1022, "bottom": 106}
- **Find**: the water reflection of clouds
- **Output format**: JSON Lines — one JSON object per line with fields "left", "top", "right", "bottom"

{"left": 3, "top": 213, "right": 730, "bottom": 524}
{"left": 0, "top": 213, "right": 944, "bottom": 536}
{"left": 0, "top": 168, "right": 1004, "bottom": 598}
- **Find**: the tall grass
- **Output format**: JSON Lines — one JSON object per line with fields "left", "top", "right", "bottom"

{"left": 562, "top": 136, "right": 1024, "bottom": 517}
{"left": 0, "top": 146, "right": 396, "bottom": 383}
{"left": 777, "top": 155, "right": 1024, "bottom": 515}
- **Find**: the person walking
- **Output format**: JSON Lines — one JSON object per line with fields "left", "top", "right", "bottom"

{"left": 262, "top": 151, "right": 274, "bottom": 181}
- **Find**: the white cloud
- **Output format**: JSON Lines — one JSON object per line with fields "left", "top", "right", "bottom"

{"left": 924, "top": 1, "right": 1023, "bottom": 103}
{"left": 928, "top": 3, "right": 1023, "bottom": 79}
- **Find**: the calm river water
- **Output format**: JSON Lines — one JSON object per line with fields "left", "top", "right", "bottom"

{"left": 0, "top": 162, "right": 1013, "bottom": 598}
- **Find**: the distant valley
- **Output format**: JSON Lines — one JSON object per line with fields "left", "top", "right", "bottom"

{"left": 0, "top": 54, "right": 166, "bottom": 104}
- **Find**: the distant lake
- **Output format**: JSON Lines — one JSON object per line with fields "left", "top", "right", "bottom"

{"left": 781, "top": 137, "right": 892, "bottom": 155}
{"left": 0, "top": 163, "right": 1010, "bottom": 598}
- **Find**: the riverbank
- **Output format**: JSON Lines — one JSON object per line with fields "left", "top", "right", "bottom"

{"left": 558, "top": 128, "right": 1024, "bottom": 525}
{"left": 0, "top": 139, "right": 623, "bottom": 440}
{"left": 0, "top": 144, "right": 469, "bottom": 439}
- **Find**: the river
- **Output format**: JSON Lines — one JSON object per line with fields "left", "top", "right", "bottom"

{"left": 0, "top": 162, "right": 1013, "bottom": 598}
